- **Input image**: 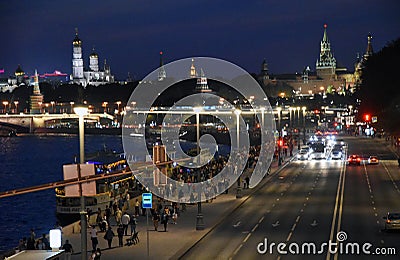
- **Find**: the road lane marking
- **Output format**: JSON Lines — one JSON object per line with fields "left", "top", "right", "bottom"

{"left": 243, "top": 232, "right": 252, "bottom": 242}
{"left": 383, "top": 162, "right": 400, "bottom": 194}
{"left": 326, "top": 157, "right": 346, "bottom": 260}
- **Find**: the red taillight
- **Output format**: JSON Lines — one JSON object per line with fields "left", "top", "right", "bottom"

{"left": 357, "top": 158, "right": 361, "bottom": 161}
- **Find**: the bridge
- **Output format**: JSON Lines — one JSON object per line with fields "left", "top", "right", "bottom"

{"left": 0, "top": 113, "right": 114, "bottom": 134}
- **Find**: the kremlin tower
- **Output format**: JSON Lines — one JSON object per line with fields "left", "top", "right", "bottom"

{"left": 316, "top": 24, "right": 337, "bottom": 79}
{"left": 30, "top": 70, "right": 44, "bottom": 114}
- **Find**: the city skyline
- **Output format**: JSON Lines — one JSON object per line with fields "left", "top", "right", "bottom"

{"left": 1, "top": 0, "right": 399, "bottom": 80}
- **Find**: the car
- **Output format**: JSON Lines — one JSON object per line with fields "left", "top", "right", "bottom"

{"left": 331, "top": 149, "right": 342, "bottom": 160}
{"left": 297, "top": 149, "right": 309, "bottom": 160}
{"left": 347, "top": 154, "right": 361, "bottom": 165}
{"left": 384, "top": 212, "right": 400, "bottom": 230}
{"left": 368, "top": 156, "right": 379, "bottom": 165}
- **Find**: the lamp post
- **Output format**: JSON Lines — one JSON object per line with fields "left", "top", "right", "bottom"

{"left": 193, "top": 106, "right": 204, "bottom": 230}
{"left": 70, "top": 101, "right": 75, "bottom": 114}
{"left": 276, "top": 107, "right": 282, "bottom": 166}
{"left": 296, "top": 107, "right": 300, "bottom": 127}
{"left": 2, "top": 101, "right": 9, "bottom": 114}
{"left": 234, "top": 109, "right": 243, "bottom": 198}
{"left": 302, "top": 107, "right": 306, "bottom": 145}
{"left": 74, "top": 106, "right": 88, "bottom": 260}
{"left": 51, "top": 101, "right": 55, "bottom": 113}
{"left": 13, "top": 101, "right": 19, "bottom": 114}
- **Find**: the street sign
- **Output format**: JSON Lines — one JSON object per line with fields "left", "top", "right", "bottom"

{"left": 372, "top": 116, "right": 377, "bottom": 123}
{"left": 142, "top": 193, "right": 152, "bottom": 209}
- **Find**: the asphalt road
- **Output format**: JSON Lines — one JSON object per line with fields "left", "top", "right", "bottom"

{"left": 181, "top": 136, "right": 400, "bottom": 260}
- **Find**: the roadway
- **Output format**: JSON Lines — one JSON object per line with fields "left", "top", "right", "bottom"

{"left": 182, "top": 136, "right": 400, "bottom": 259}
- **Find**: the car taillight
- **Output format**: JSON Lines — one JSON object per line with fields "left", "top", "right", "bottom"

{"left": 357, "top": 158, "right": 360, "bottom": 161}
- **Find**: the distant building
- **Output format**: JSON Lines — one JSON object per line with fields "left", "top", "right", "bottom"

{"left": 259, "top": 24, "right": 370, "bottom": 97}
{"left": 71, "top": 29, "right": 114, "bottom": 87}
{"left": 0, "top": 65, "right": 30, "bottom": 93}
{"left": 30, "top": 70, "right": 44, "bottom": 114}
{"left": 354, "top": 33, "right": 374, "bottom": 86}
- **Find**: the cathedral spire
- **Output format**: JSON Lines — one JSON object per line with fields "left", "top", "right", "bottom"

{"left": 364, "top": 33, "right": 373, "bottom": 59}
{"left": 316, "top": 24, "right": 336, "bottom": 79}
{"left": 190, "top": 58, "right": 197, "bottom": 78}
{"left": 158, "top": 51, "right": 166, "bottom": 81}
{"left": 322, "top": 24, "right": 328, "bottom": 42}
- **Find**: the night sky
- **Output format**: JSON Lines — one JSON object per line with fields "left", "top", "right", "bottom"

{"left": 1, "top": 0, "right": 399, "bottom": 80}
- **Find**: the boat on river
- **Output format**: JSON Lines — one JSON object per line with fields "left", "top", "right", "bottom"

{"left": 55, "top": 148, "right": 133, "bottom": 226}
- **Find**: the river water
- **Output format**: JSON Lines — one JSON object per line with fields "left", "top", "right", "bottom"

{"left": 0, "top": 134, "right": 123, "bottom": 253}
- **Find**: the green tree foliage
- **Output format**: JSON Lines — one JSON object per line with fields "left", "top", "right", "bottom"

{"left": 358, "top": 38, "right": 400, "bottom": 132}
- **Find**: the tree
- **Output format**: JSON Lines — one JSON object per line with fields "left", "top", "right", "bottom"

{"left": 358, "top": 38, "right": 400, "bottom": 132}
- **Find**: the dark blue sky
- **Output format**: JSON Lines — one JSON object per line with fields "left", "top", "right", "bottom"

{"left": 1, "top": 0, "right": 399, "bottom": 80}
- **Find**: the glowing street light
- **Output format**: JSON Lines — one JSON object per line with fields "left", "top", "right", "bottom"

{"left": 2, "top": 101, "right": 9, "bottom": 113}
{"left": 73, "top": 106, "right": 89, "bottom": 260}
{"left": 193, "top": 106, "right": 204, "bottom": 230}
{"left": 13, "top": 101, "right": 19, "bottom": 114}
{"left": 116, "top": 101, "right": 122, "bottom": 114}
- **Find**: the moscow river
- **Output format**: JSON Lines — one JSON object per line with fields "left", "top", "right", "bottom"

{"left": 0, "top": 134, "right": 123, "bottom": 253}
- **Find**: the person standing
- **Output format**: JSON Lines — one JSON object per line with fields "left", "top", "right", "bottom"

{"left": 121, "top": 212, "right": 130, "bottom": 236}
{"left": 62, "top": 240, "right": 73, "bottom": 260}
{"left": 90, "top": 225, "right": 98, "bottom": 251}
{"left": 104, "top": 227, "right": 115, "bottom": 249}
{"left": 117, "top": 224, "right": 124, "bottom": 247}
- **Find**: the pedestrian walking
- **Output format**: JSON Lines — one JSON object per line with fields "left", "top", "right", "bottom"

{"left": 130, "top": 215, "right": 137, "bottom": 235}
{"left": 41, "top": 234, "right": 50, "bottom": 250}
{"left": 121, "top": 212, "right": 130, "bottom": 236}
{"left": 90, "top": 225, "right": 98, "bottom": 251}
{"left": 115, "top": 207, "right": 122, "bottom": 225}
{"left": 161, "top": 207, "right": 170, "bottom": 232}
{"left": 62, "top": 240, "right": 73, "bottom": 260}
{"left": 135, "top": 199, "right": 140, "bottom": 216}
{"left": 117, "top": 224, "right": 124, "bottom": 247}
{"left": 90, "top": 249, "right": 97, "bottom": 260}
{"left": 153, "top": 211, "right": 160, "bottom": 231}
{"left": 95, "top": 248, "right": 101, "bottom": 260}
{"left": 105, "top": 205, "right": 111, "bottom": 226}
{"left": 104, "top": 227, "right": 115, "bottom": 249}
{"left": 125, "top": 193, "right": 130, "bottom": 209}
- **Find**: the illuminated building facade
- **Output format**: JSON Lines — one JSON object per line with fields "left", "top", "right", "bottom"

{"left": 71, "top": 29, "right": 114, "bottom": 87}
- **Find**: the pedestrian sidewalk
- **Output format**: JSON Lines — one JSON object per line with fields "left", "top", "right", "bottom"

{"left": 66, "top": 155, "right": 295, "bottom": 260}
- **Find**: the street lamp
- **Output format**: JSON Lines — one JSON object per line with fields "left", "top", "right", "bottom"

{"left": 296, "top": 107, "right": 300, "bottom": 127}
{"left": 115, "top": 101, "right": 121, "bottom": 114}
{"left": 234, "top": 109, "right": 243, "bottom": 198}
{"left": 302, "top": 107, "right": 306, "bottom": 144}
{"left": 50, "top": 101, "right": 55, "bottom": 113}
{"left": 2, "top": 101, "right": 9, "bottom": 114}
{"left": 13, "top": 101, "right": 19, "bottom": 114}
{"left": 74, "top": 106, "right": 89, "bottom": 260}
{"left": 193, "top": 106, "right": 204, "bottom": 230}
{"left": 276, "top": 107, "right": 282, "bottom": 132}
{"left": 102, "top": 102, "right": 108, "bottom": 113}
